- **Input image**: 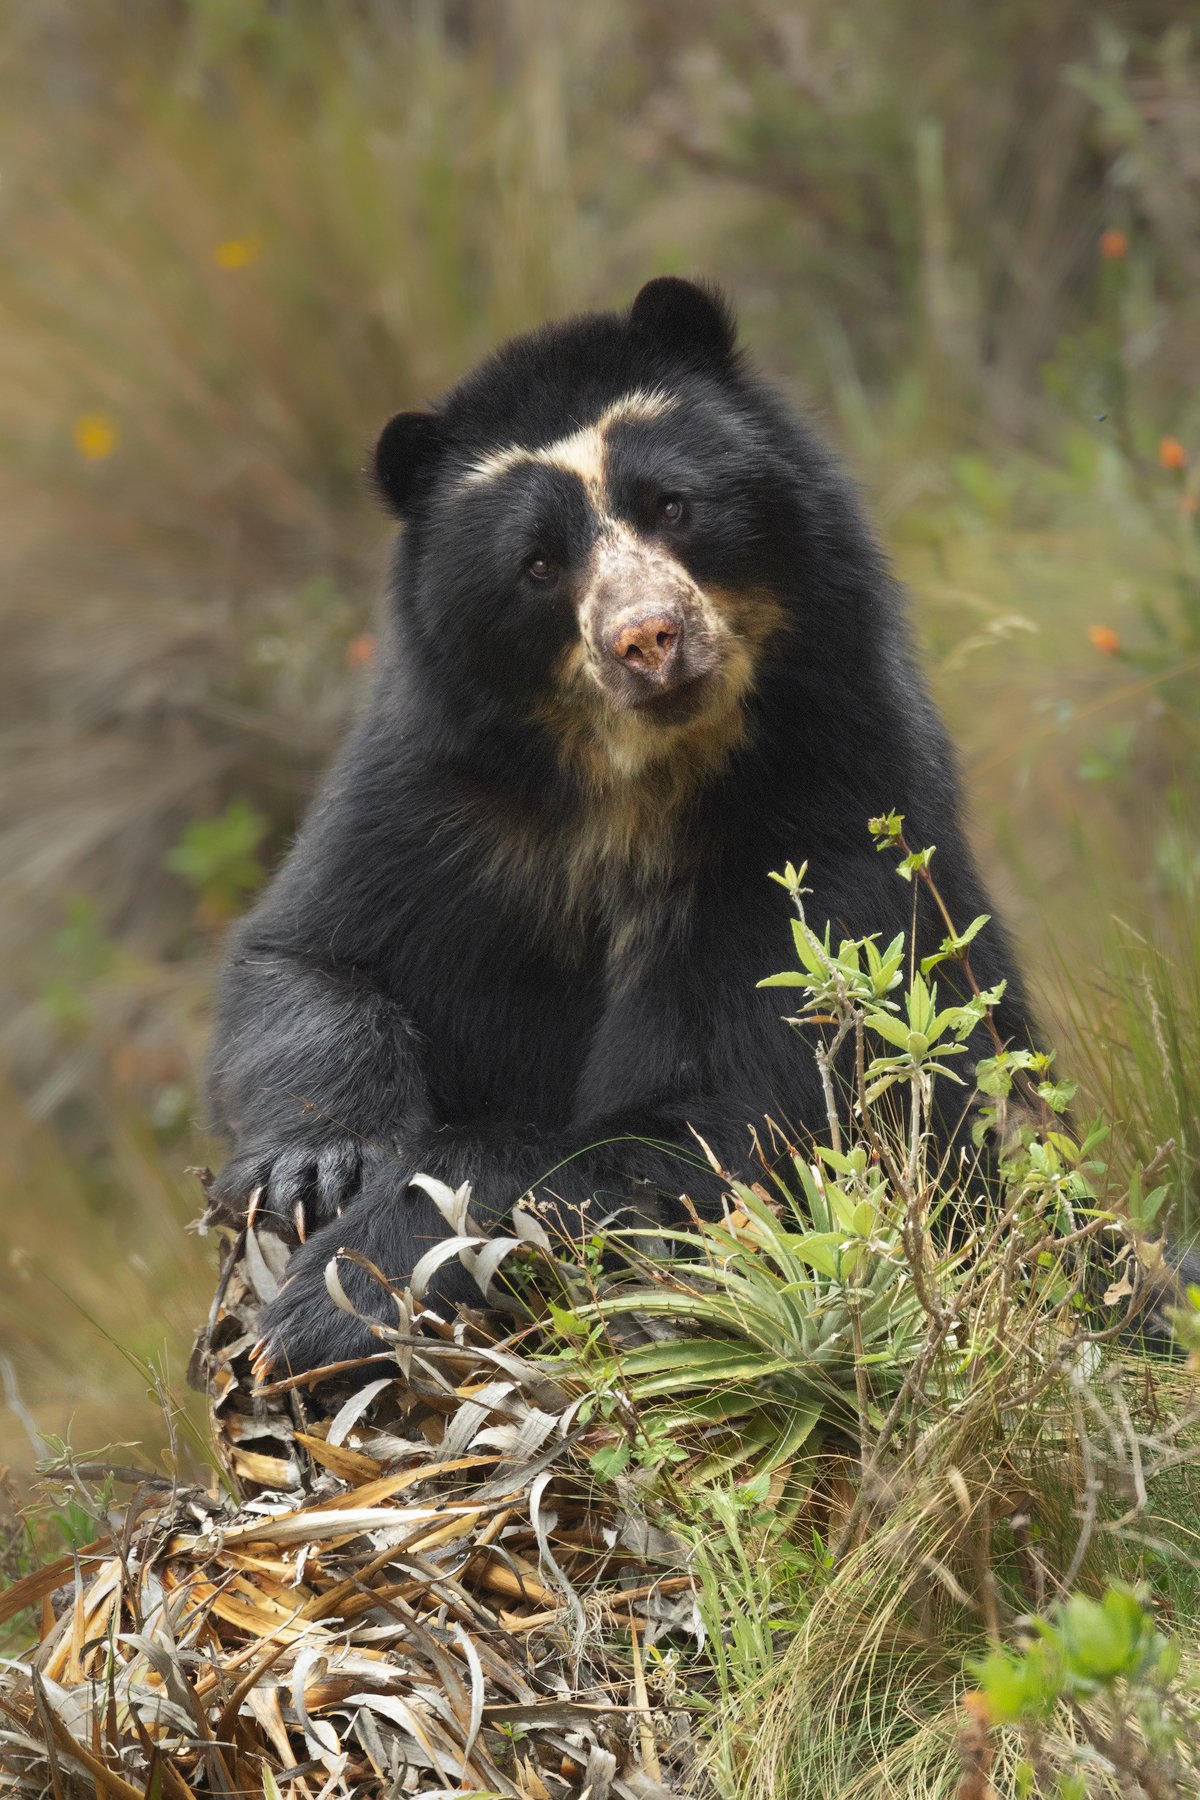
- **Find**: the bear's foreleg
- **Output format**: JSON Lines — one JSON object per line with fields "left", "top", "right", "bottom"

{"left": 206, "top": 950, "right": 432, "bottom": 1234}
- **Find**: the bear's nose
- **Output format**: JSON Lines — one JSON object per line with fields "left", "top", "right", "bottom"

{"left": 610, "top": 611, "right": 683, "bottom": 677}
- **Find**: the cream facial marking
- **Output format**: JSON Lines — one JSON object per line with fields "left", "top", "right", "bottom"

{"left": 459, "top": 389, "right": 676, "bottom": 495}
{"left": 548, "top": 518, "right": 767, "bottom": 780}
{"left": 575, "top": 519, "right": 698, "bottom": 667}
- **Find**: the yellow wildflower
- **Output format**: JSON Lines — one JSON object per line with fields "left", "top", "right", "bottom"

{"left": 213, "top": 235, "right": 262, "bottom": 271}
{"left": 72, "top": 414, "right": 118, "bottom": 461}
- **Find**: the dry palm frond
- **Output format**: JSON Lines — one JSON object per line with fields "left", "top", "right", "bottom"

{"left": 0, "top": 1190, "right": 703, "bottom": 1799}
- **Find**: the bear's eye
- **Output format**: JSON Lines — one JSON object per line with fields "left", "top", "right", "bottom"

{"left": 526, "top": 554, "right": 554, "bottom": 581}
{"left": 658, "top": 495, "right": 685, "bottom": 525}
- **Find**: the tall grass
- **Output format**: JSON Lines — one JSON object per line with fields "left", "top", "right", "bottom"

{"left": 0, "top": 1084, "right": 210, "bottom": 1476}
{"left": 1052, "top": 901, "right": 1200, "bottom": 1241}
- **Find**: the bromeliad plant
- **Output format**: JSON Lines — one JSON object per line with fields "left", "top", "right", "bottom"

{"left": 557, "top": 1168, "right": 932, "bottom": 1487}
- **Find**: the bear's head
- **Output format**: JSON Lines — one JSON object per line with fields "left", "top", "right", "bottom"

{"left": 373, "top": 279, "right": 810, "bottom": 781}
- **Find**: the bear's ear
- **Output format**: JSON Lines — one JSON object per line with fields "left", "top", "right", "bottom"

{"left": 373, "top": 410, "right": 445, "bottom": 520}
{"left": 629, "top": 277, "right": 737, "bottom": 367}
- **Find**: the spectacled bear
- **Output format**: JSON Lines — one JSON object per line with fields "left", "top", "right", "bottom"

{"left": 207, "top": 277, "right": 1034, "bottom": 1377}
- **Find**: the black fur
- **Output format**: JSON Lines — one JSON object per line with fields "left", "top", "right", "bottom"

{"left": 207, "top": 279, "right": 1035, "bottom": 1375}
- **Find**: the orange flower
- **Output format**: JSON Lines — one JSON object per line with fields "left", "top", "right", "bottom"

{"left": 1159, "top": 435, "right": 1188, "bottom": 471}
{"left": 346, "top": 631, "right": 376, "bottom": 669}
{"left": 1099, "top": 228, "right": 1128, "bottom": 260}
{"left": 1089, "top": 624, "right": 1120, "bottom": 655}
{"left": 213, "top": 235, "right": 262, "bottom": 271}
{"left": 72, "top": 413, "right": 118, "bottom": 460}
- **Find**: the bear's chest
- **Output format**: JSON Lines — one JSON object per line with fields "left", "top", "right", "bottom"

{"left": 475, "top": 777, "right": 697, "bottom": 964}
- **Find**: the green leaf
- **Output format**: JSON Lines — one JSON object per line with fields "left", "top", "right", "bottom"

{"left": 897, "top": 844, "right": 935, "bottom": 882}
{"left": 866, "top": 1011, "right": 913, "bottom": 1050}
{"left": 920, "top": 914, "right": 991, "bottom": 975}
{"left": 866, "top": 932, "right": 907, "bottom": 994}
{"left": 768, "top": 860, "right": 809, "bottom": 893}
{"left": 1127, "top": 1164, "right": 1170, "bottom": 1229}
{"left": 817, "top": 1146, "right": 868, "bottom": 1178}
{"left": 821, "top": 1182, "right": 859, "bottom": 1233}
{"left": 1058, "top": 1590, "right": 1137, "bottom": 1685}
{"left": 655, "top": 1391, "right": 771, "bottom": 1427}
{"left": 760, "top": 1399, "right": 823, "bottom": 1471}
{"left": 851, "top": 1200, "right": 877, "bottom": 1236}
{"left": 970, "top": 1643, "right": 1059, "bottom": 1723}
{"left": 1155, "top": 1635, "right": 1182, "bottom": 1684}
{"left": 589, "top": 1441, "right": 631, "bottom": 1480}
{"left": 790, "top": 918, "right": 829, "bottom": 976}
{"left": 868, "top": 811, "right": 904, "bottom": 847}
{"left": 619, "top": 1338, "right": 792, "bottom": 1391}
{"left": 788, "top": 1231, "right": 860, "bottom": 1279}
{"left": 547, "top": 1301, "right": 585, "bottom": 1333}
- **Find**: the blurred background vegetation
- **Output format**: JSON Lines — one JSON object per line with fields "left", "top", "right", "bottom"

{"left": 2, "top": 0, "right": 1199, "bottom": 1489}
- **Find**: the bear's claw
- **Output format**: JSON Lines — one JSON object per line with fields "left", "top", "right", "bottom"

{"left": 210, "top": 1135, "right": 366, "bottom": 1235}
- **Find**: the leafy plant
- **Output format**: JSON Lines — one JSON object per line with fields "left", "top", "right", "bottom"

{"left": 164, "top": 797, "right": 268, "bottom": 922}
{"left": 970, "top": 1584, "right": 1196, "bottom": 1798}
